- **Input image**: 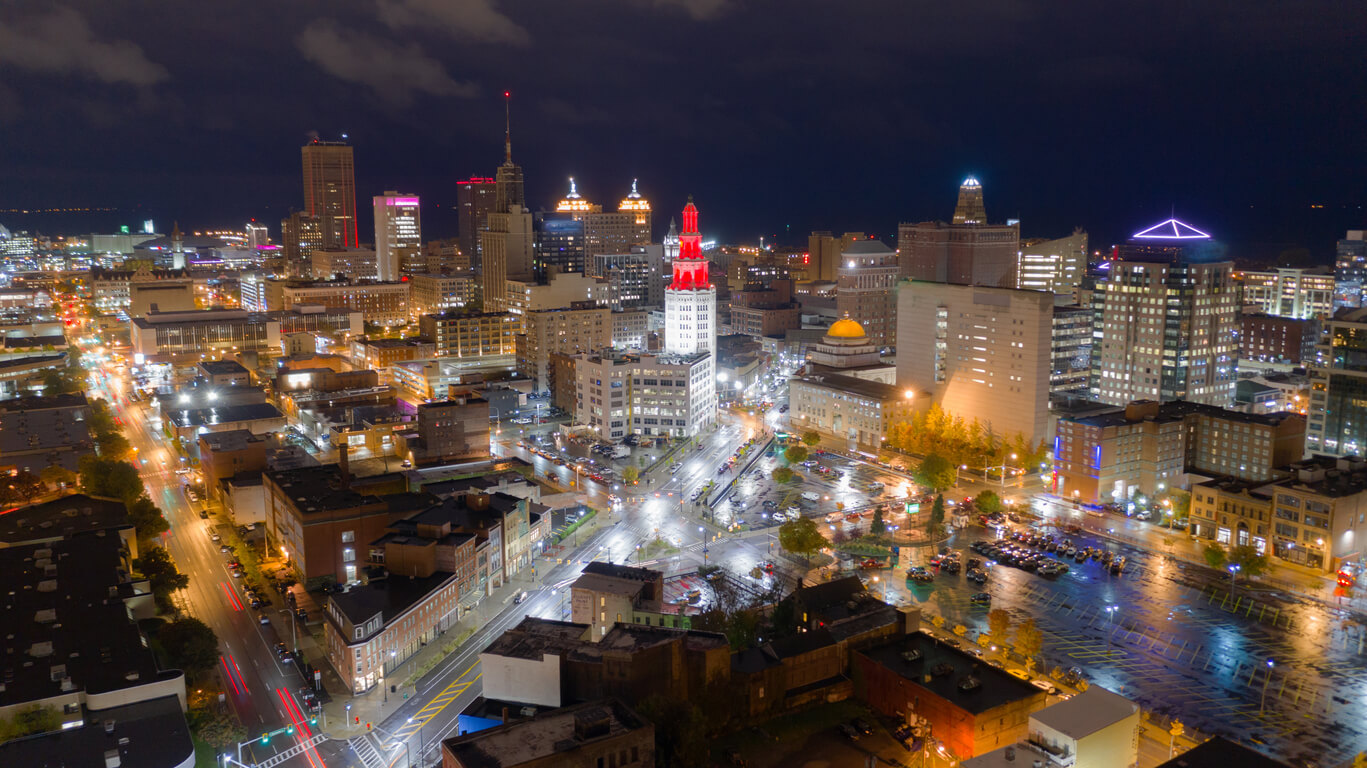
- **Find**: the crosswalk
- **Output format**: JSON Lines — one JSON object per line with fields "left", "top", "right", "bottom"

{"left": 347, "top": 733, "right": 384, "bottom": 768}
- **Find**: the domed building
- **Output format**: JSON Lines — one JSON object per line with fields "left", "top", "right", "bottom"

{"left": 801, "top": 314, "right": 896, "bottom": 384}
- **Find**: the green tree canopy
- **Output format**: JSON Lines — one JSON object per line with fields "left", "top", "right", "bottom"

{"left": 1202, "top": 543, "right": 1227, "bottom": 569}
{"left": 914, "top": 453, "right": 956, "bottom": 493}
{"left": 78, "top": 455, "right": 146, "bottom": 503}
{"left": 1228, "top": 544, "right": 1270, "bottom": 577}
{"left": 870, "top": 507, "right": 887, "bottom": 535}
{"left": 135, "top": 545, "right": 189, "bottom": 596}
{"left": 127, "top": 496, "right": 170, "bottom": 541}
{"left": 622, "top": 466, "right": 640, "bottom": 484}
{"left": 783, "top": 445, "right": 809, "bottom": 464}
{"left": 96, "top": 431, "right": 134, "bottom": 461}
{"left": 39, "top": 464, "right": 78, "bottom": 488}
{"left": 159, "top": 617, "right": 219, "bottom": 678}
{"left": 778, "top": 517, "right": 827, "bottom": 563}
{"left": 801, "top": 430, "right": 821, "bottom": 446}
{"left": 771, "top": 466, "right": 795, "bottom": 484}
{"left": 0, "top": 703, "right": 61, "bottom": 740}
{"left": 974, "top": 490, "right": 1003, "bottom": 514}
{"left": 928, "top": 494, "right": 946, "bottom": 536}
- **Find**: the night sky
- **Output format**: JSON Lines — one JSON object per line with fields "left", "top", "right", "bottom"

{"left": 2, "top": 1, "right": 1365, "bottom": 258}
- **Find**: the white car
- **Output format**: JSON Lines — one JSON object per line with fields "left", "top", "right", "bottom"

{"left": 801, "top": 491, "right": 821, "bottom": 502}
{"left": 770, "top": 511, "right": 789, "bottom": 523}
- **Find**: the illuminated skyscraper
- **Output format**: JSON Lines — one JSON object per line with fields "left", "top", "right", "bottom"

{"left": 483, "top": 94, "right": 534, "bottom": 311}
{"left": 1091, "top": 219, "right": 1238, "bottom": 407}
{"left": 899, "top": 178, "right": 1018, "bottom": 288}
{"left": 457, "top": 177, "right": 496, "bottom": 262}
{"left": 952, "top": 176, "right": 987, "bottom": 225}
{"left": 301, "top": 138, "right": 358, "bottom": 249}
{"left": 373, "top": 191, "right": 422, "bottom": 280}
{"left": 281, "top": 211, "right": 323, "bottom": 278}
{"left": 245, "top": 222, "right": 269, "bottom": 250}
{"left": 665, "top": 198, "right": 716, "bottom": 361}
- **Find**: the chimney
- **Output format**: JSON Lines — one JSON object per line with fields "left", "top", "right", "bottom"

{"left": 338, "top": 443, "right": 350, "bottom": 488}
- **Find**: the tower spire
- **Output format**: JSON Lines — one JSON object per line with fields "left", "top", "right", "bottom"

{"left": 503, "top": 90, "right": 512, "bottom": 164}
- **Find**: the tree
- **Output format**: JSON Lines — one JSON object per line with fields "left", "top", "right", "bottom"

{"left": 135, "top": 545, "right": 189, "bottom": 598}
{"left": 127, "top": 496, "right": 170, "bottom": 541}
{"left": 1202, "top": 543, "right": 1227, "bottom": 570}
{"left": 801, "top": 430, "right": 821, "bottom": 446}
{"left": 1228, "top": 544, "right": 1270, "bottom": 578}
{"left": 870, "top": 507, "right": 887, "bottom": 535}
{"left": 927, "top": 494, "right": 946, "bottom": 537}
{"left": 778, "top": 517, "right": 827, "bottom": 564}
{"left": 96, "top": 431, "right": 133, "bottom": 460}
{"left": 39, "top": 464, "right": 78, "bottom": 489}
{"left": 1015, "top": 618, "right": 1043, "bottom": 671}
{"left": 0, "top": 471, "right": 46, "bottom": 505}
{"left": 783, "top": 445, "right": 809, "bottom": 464}
{"left": 974, "top": 489, "right": 1003, "bottom": 514}
{"left": 87, "top": 398, "right": 117, "bottom": 436}
{"left": 159, "top": 617, "right": 219, "bottom": 678}
{"left": 987, "top": 608, "right": 1012, "bottom": 647}
{"left": 40, "top": 367, "right": 79, "bottom": 395}
{"left": 622, "top": 466, "right": 640, "bottom": 485}
{"left": 78, "top": 455, "right": 146, "bottom": 503}
{"left": 914, "top": 453, "right": 956, "bottom": 493}
{"left": 0, "top": 703, "right": 61, "bottom": 740}
{"left": 771, "top": 466, "right": 794, "bottom": 484}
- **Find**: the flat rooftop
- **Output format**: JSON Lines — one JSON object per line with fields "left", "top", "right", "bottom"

{"left": 442, "top": 698, "right": 649, "bottom": 768}
{"left": 265, "top": 465, "right": 384, "bottom": 515}
{"left": 1156, "top": 736, "right": 1291, "bottom": 768}
{"left": 0, "top": 536, "right": 173, "bottom": 708}
{"left": 165, "top": 402, "right": 282, "bottom": 428}
{"left": 328, "top": 571, "right": 458, "bottom": 633}
{"left": 0, "top": 494, "right": 131, "bottom": 546}
{"left": 482, "top": 617, "right": 728, "bottom": 663}
{"left": 198, "top": 359, "right": 248, "bottom": 374}
{"left": 793, "top": 371, "right": 905, "bottom": 402}
{"left": 1030, "top": 685, "right": 1138, "bottom": 740}
{"left": 0, "top": 694, "right": 193, "bottom": 768}
{"left": 859, "top": 632, "right": 1043, "bottom": 715}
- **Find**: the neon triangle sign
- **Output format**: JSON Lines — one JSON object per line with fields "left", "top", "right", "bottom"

{"left": 1132, "top": 218, "right": 1211, "bottom": 240}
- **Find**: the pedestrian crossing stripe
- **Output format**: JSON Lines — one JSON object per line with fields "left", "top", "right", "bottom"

{"left": 386, "top": 662, "right": 482, "bottom": 745}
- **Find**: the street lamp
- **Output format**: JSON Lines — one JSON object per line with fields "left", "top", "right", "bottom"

{"left": 1104, "top": 605, "right": 1118, "bottom": 655}
{"left": 1260, "top": 658, "right": 1275, "bottom": 714}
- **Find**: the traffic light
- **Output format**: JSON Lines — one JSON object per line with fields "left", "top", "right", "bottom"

{"left": 260, "top": 733, "right": 270, "bottom": 745}
{"left": 286, "top": 725, "right": 295, "bottom": 735}
{"left": 309, "top": 717, "right": 318, "bottom": 725}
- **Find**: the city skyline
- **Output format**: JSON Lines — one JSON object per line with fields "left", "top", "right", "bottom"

{"left": 2, "top": 2, "right": 1366, "bottom": 254}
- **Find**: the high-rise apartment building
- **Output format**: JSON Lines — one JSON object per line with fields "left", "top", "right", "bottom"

{"left": 898, "top": 178, "right": 1019, "bottom": 288}
{"left": 281, "top": 211, "right": 323, "bottom": 278}
{"left": 1239, "top": 267, "right": 1334, "bottom": 319}
{"left": 373, "top": 192, "right": 422, "bottom": 281}
{"left": 457, "top": 177, "right": 496, "bottom": 266}
{"left": 896, "top": 282, "right": 1053, "bottom": 443}
{"left": 301, "top": 138, "right": 358, "bottom": 249}
{"left": 1017, "top": 229, "right": 1088, "bottom": 296}
{"left": 1091, "top": 219, "right": 1238, "bottom": 408}
{"left": 1306, "top": 307, "right": 1367, "bottom": 456}
{"left": 835, "top": 239, "right": 899, "bottom": 349}
{"left": 1334, "top": 231, "right": 1367, "bottom": 308}
{"left": 594, "top": 245, "right": 664, "bottom": 309}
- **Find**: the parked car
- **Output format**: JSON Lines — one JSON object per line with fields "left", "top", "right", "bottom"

{"left": 838, "top": 723, "right": 862, "bottom": 741}
{"left": 969, "top": 592, "right": 992, "bottom": 606}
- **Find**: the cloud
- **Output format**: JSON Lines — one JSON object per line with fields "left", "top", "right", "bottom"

{"left": 375, "top": 0, "right": 530, "bottom": 45}
{"left": 0, "top": 6, "right": 168, "bottom": 86}
{"left": 296, "top": 21, "right": 478, "bottom": 105}
{"left": 624, "top": 0, "right": 731, "bottom": 20}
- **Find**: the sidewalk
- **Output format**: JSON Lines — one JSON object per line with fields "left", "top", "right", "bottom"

{"left": 312, "top": 512, "right": 619, "bottom": 740}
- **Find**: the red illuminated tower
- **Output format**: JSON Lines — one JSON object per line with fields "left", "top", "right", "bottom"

{"left": 669, "top": 196, "right": 709, "bottom": 290}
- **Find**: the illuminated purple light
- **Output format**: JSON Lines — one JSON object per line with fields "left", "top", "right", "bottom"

{"left": 1132, "top": 218, "right": 1211, "bottom": 240}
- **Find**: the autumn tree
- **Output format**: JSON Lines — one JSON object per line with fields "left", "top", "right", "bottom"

{"left": 914, "top": 453, "right": 956, "bottom": 493}
{"left": 778, "top": 517, "right": 827, "bottom": 565}
{"left": 987, "top": 608, "right": 1012, "bottom": 647}
{"left": 622, "top": 466, "right": 640, "bottom": 484}
{"left": 801, "top": 430, "right": 821, "bottom": 446}
{"left": 1015, "top": 618, "right": 1043, "bottom": 671}
{"left": 783, "top": 445, "right": 809, "bottom": 464}
{"left": 771, "top": 466, "right": 795, "bottom": 484}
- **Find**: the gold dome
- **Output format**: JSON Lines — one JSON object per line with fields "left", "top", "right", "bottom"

{"left": 826, "top": 317, "right": 867, "bottom": 339}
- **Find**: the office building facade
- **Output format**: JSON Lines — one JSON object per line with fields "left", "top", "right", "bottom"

{"left": 1239, "top": 267, "right": 1334, "bottom": 319}
{"left": 896, "top": 281, "right": 1053, "bottom": 443}
{"left": 301, "top": 138, "right": 358, "bottom": 249}
{"left": 1017, "top": 229, "right": 1088, "bottom": 296}
{"left": 1307, "top": 307, "right": 1367, "bottom": 456}
{"left": 373, "top": 192, "right": 422, "bottom": 280}
{"left": 835, "top": 239, "right": 899, "bottom": 349}
{"left": 418, "top": 310, "right": 519, "bottom": 358}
